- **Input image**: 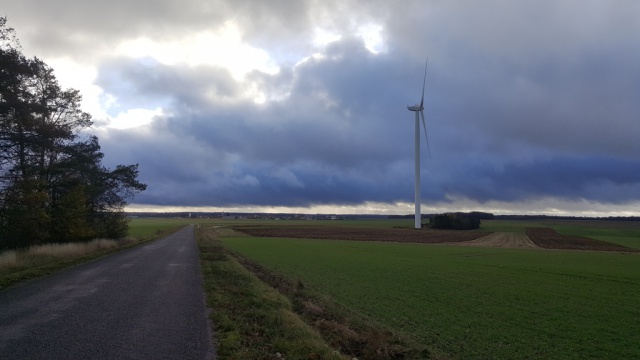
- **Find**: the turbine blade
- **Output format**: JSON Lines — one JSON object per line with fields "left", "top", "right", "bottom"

{"left": 420, "top": 58, "right": 428, "bottom": 108}
{"left": 420, "top": 110, "right": 431, "bottom": 159}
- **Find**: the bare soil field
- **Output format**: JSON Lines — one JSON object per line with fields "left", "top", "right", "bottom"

{"left": 234, "top": 225, "right": 490, "bottom": 244}
{"left": 234, "top": 225, "right": 639, "bottom": 252}
{"left": 526, "top": 227, "right": 638, "bottom": 252}
{"left": 445, "top": 232, "right": 541, "bottom": 249}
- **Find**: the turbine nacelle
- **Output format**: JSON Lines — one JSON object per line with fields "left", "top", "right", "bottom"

{"left": 407, "top": 105, "right": 423, "bottom": 112}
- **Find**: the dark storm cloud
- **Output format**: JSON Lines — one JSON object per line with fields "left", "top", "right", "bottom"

{"left": 96, "top": 39, "right": 418, "bottom": 207}
{"left": 5, "top": 1, "right": 640, "bottom": 211}
{"left": 96, "top": 30, "right": 640, "bottom": 208}
{"left": 96, "top": 57, "right": 239, "bottom": 111}
{"left": 442, "top": 155, "right": 640, "bottom": 204}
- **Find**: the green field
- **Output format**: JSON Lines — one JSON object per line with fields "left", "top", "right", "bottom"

{"left": 219, "top": 224, "right": 640, "bottom": 359}
{"left": 127, "top": 217, "right": 198, "bottom": 238}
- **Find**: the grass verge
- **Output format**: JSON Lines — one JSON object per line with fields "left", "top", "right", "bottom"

{"left": 197, "top": 226, "right": 428, "bottom": 360}
{"left": 197, "top": 227, "right": 348, "bottom": 360}
{"left": 0, "top": 224, "right": 183, "bottom": 290}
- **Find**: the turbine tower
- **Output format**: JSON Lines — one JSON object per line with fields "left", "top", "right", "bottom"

{"left": 407, "top": 60, "right": 430, "bottom": 229}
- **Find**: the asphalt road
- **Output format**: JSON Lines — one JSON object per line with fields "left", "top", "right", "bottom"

{"left": 0, "top": 225, "right": 214, "bottom": 360}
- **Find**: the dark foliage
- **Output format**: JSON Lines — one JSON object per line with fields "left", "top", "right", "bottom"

{"left": 429, "top": 213, "right": 482, "bottom": 230}
{"left": 0, "top": 18, "right": 146, "bottom": 249}
{"left": 458, "top": 211, "right": 494, "bottom": 220}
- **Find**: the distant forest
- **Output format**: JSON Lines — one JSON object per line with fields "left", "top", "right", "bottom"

{"left": 0, "top": 18, "right": 146, "bottom": 250}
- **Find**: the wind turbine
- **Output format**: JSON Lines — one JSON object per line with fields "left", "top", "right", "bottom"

{"left": 407, "top": 60, "right": 431, "bottom": 229}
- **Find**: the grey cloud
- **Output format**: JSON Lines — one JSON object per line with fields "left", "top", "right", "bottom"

{"left": 5, "top": 0, "right": 227, "bottom": 57}
{"left": 442, "top": 155, "right": 640, "bottom": 204}
{"left": 96, "top": 39, "right": 420, "bottom": 207}
{"left": 96, "top": 57, "right": 239, "bottom": 111}
{"left": 6, "top": 0, "right": 387, "bottom": 61}
{"left": 6, "top": 1, "right": 640, "bottom": 211}
{"left": 97, "top": 32, "right": 640, "bottom": 208}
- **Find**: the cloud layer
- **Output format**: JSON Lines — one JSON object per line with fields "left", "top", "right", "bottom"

{"left": 5, "top": 1, "right": 640, "bottom": 214}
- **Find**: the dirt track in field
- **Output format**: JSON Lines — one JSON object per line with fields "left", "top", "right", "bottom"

{"left": 444, "top": 232, "right": 541, "bottom": 249}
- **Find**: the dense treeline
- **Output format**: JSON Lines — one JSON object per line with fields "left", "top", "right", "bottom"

{"left": 429, "top": 213, "right": 482, "bottom": 230}
{"left": 0, "top": 18, "right": 146, "bottom": 250}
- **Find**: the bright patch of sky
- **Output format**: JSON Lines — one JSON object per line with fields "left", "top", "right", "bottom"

{"left": 125, "top": 199, "right": 640, "bottom": 217}
{"left": 106, "top": 21, "right": 285, "bottom": 118}
{"left": 107, "top": 107, "right": 164, "bottom": 130}
{"left": 312, "top": 28, "right": 342, "bottom": 47}
{"left": 45, "top": 59, "right": 157, "bottom": 130}
{"left": 46, "top": 58, "right": 106, "bottom": 119}
{"left": 116, "top": 21, "right": 279, "bottom": 80}
{"left": 312, "top": 23, "right": 384, "bottom": 53}
{"left": 357, "top": 24, "right": 386, "bottom": 53}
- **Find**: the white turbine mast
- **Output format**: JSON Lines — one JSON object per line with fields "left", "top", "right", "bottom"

{"left": 407, "top": 59, "right": 431, "bottom": 229}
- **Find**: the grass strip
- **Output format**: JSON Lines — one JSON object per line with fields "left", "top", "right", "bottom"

{"left": 197, "top": 227, "right": 348, "bottom": 360}
{"left": 197, "top": 227, "right": 428, "bottom": 360}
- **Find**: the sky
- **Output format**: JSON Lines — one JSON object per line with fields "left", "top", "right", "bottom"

{"left": 3, "top": 0, "right": 640, "bottom": 216}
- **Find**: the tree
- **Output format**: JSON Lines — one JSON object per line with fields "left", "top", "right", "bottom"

{"left": 56, "top": 136, "right": 146, "bottom": 239}
{"left": 50, "top": 184, "right": 95, "bottom": 243}
{"left": 429, "top": 213, "right": 481, "bottom": 230}
{"left": 0, "top": 178, "right": 49, "bottom": 248}
{"left": 0, "top": 17, "right": 146, "bottom": 250}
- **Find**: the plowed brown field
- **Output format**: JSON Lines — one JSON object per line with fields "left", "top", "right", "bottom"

{"left": 234, "top": 225, "right": 490, "bottom": 244}
{"left": 526, "top": 227, "right": 638, "bottom": 252}
{"left": 233, "top": 225, "right": 639, "bottom": 252}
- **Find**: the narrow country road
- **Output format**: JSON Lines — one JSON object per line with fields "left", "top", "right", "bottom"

{"left": 0, "top": 225, "right": 214, "bottom": 360}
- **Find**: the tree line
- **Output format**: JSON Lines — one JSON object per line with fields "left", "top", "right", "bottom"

{"left": 0, "top": 18, "right": 146, "bottom": 250}
{"left": 429, "top": 212, "right": 486, "bottom": 230}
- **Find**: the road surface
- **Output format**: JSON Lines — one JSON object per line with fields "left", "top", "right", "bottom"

{"left": 0, "top": 225, "right": 214, "bottom": 360}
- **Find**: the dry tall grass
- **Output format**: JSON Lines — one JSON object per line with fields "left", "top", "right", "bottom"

{"left": 29, "top": 239, "right": 119, "bottom": 257}
{"left": 0, "top": 238, "right": 124, "bottom": 269}
{"left": 0, "top": 251, "right": 18, "bottom": 268}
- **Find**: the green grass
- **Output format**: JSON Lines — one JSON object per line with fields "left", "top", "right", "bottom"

{"left": 196, "top": 228, "right": 348, "bottom": 360}
{"left": 127, "top": 217, "right": 199, "bottom": 238}
{"left": 220, "top": 236, "right": 640, "bottom": 359}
